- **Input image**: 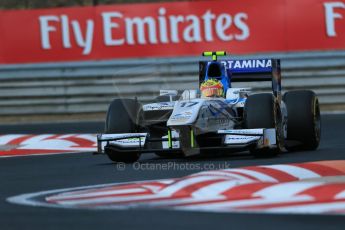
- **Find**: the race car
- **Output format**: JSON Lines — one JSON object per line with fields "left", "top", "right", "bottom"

{"left": 96, "top": 51, "right": 321, "bottom": 163}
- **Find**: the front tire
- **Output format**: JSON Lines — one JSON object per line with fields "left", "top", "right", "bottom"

{"left": 244, "top": 93, "right": 283, "bottom": 157}
{"left": 283, "top": 90, "right": 321, "bottom": 151}
{"left": 105, "top": 98, "right": 141, "bottom": 163}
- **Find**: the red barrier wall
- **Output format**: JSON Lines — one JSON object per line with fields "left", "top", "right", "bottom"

{"left": 0, "top": 0, "right": 344, "bottom": 64}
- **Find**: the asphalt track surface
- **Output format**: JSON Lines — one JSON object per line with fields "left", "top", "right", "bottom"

{"left": 1, "top": 114, "right": 345, "bottom": 230}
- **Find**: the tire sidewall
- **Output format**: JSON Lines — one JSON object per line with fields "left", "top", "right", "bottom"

{"left": 244, "top": 93, "right": 283, "bottom": 157}
{"left": 283, "top": 90, "right": 321, "bottom": 150}
{"left": 104, "top": 98, "right": 141, "bottom": 163}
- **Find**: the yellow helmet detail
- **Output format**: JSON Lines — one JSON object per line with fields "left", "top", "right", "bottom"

{"left": 200, "top": 79, "right": 224, "bottom": 97}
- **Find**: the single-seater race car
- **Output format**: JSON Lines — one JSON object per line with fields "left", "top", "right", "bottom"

{"left": 96, "top": 51, "right": 321, "bottom": 163}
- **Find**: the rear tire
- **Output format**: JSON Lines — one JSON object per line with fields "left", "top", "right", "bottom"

{"left": 105, "top": 99, "right": 141, "bottom": 163}
{"left": 244, "top": 93, "right": 283, "bottom": 157}
{"left": 283, "top": 90, "right": 321, "bottom": 151}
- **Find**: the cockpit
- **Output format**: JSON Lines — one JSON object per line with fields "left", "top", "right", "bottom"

{"left": 202, "top": 61, "right": 230, "bottom": 97}
{"left": 207, "top": 62, "right": 223, "bottom": 79}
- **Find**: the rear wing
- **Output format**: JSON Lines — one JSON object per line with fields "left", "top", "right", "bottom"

{"left": 199, "top": 59, "right": 282, "bottom": 99}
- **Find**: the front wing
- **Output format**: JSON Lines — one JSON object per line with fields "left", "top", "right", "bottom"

{"left": 96, "top": 128, "right": 277, "bottom": 155}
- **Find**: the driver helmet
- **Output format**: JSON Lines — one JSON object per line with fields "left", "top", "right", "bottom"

{"left": 200, "top": 79, "right": 224, "bottom": 97}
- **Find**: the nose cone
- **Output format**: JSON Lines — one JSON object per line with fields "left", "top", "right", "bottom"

{"left": 167, "top": 100, "right": 203, "bottom": 126}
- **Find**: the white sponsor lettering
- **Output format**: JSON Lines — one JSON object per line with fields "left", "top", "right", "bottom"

{"left": 143, "top": 102, "right": 175, "bottom": 111}
{"left": 221, "top": 59, "right": 272, "bottom": 69}
{"left": 102, "top": 12, "right": 125, "bottom": 46}
{"left": 158, "top": 8, "right": 169, "bottom": 43}
{"left": 224, "top": 135, "right": 260, "bottom": 144}
{"left": 39, "top": 15, "right": 94, "bottom": 55}
{"left": 234, "top": 13, "right": 250, "bottom": 40}
{"left": 99, "top": 133, "right": 147, "bottom": 148}
{"left": 218, "top": 129, "right": 264, "bottom": 135}
{"left": 125, "top": 17, "right": 158, "bottom": 45}
{"left": 72, "top": 20, "right": 94, "bottom": 55}
{"left": 241, "top": 60, "right": 252, "bottom": 68}
{"left": 39, "top": 8, "right": 250, "bottom": 55}
{"left": 39, "top": 15, "right": 59, "bottom": 49}
{"left": 324, "top": 2, "right": 345, "bottom": 37}
{"left": 183, "top": 15, "right": 202, "bottom": 42}
{"left": 216, "top": 13, "right": 233, "bottom": 41}
{"left": 61, "top": 15, "right": 71, "bottom": 48}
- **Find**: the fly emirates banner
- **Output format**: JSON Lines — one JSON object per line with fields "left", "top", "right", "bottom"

{"left": 0, "top": 0, "right": 344, "bottom": 64}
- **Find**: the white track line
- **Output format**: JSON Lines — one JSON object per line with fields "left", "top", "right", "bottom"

{"left": 261, "top": 165, "right": 320, "bottom": 180}
{"left": 335, "top": 190, "right": 345, "bottom": 199}
{"left": 253, "top": 181, "right": 324, "bottom": 198}
{"left": 177, "top": 196, "right": 313, "bottom": 210}
{"left": 226, "top": 168, "right": 278, "bottom": 182}
{"left": 46, "top": 188, "right": 148, "bottom": 201}
{"left": 191, "top": 180, "right": 251, "bottom": 198}
{"left": 0, "top": 134, "right": 26, "bottom": 144}
{"left": 193, "top": 171, "right": 256, "bottom": 181}
{"left": 159, "top": 176, "right": 226, "bottom": 196}
{"left": 265, "top": 200, "right": 345, "bottom": 214}
{"left": 0, "top": 151, "right": 88, "bottom": 158}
